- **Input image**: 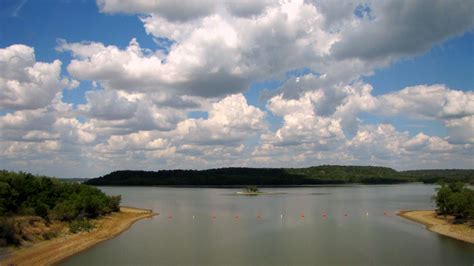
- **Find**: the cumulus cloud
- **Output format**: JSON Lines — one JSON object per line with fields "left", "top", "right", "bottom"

{"left": 378, "top": 84, "right": 474, "bottom": 119}
{"left": 79, "top": 90, "right": 138, "bottom": 121}
{"left": 331, "top": 0, "right": 474, "bottom": 60}
{"left": 62, "top": 1, "right": 339, "bottom": 99}
{"left": 174, "top": 94, "right": 266, "bottom": 146}
{"left": 0, "top": 44, "right": 63, "bottom": 110}
{"left": 267, "top": 76, "right": 378, "bottom": 137}
{"left": 377, "top": 84, "right": 474, "bottom": 144}
{"left": 445, "top": 116, "right": 474, "bottom": 144}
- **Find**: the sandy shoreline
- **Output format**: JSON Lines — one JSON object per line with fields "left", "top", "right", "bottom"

{"left": 1, "top": 206, "right": 157, "bottom": 266}
{"left": 398, "top": 210, "right": 474, "bottom": 244}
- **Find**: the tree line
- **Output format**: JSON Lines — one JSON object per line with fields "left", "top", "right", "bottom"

{"left": 85, "top": 166, "right": 474, "bottom": 186}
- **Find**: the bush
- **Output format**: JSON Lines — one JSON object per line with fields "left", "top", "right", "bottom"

{"left": 34, "top": 203, "right": 49, "bottom": 219}
{"left": 52, "top": 200, "right": 79, "bottom": 221}
{"left": 69, "top": 219, "right": 95, "bottom": 234}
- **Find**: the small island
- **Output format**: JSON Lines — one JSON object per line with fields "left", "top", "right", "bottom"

{"left": 0, "top": 171, "right": 156, "bottom": 265}
{"left": 235, "top": 186, "right": 284, "bottom": 196}
{"left": 398, "top": 182, "right": 474, "bottom": 244}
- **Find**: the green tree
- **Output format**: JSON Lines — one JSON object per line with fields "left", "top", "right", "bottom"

{"left": 435, "top": 184, "right": 452, "bottom": 216}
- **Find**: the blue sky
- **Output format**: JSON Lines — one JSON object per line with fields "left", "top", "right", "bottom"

{"left": 0, "top": 0, "right": 473, "bottom": 177}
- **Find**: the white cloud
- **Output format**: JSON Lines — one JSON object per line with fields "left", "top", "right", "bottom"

{"left": 445, "top": 116, "right": 474, "bottom": 144}
{"left": 378, "top": 84, "right": 474, "bottom": 119}
{"left": 62, "top": 1, "right": 339, "bottom": 98}
{"left": 377, "top": 84, "right": 474, "bottom": 144}
{"left": 174, "top": 94, "right": 266, "bottom": 145}
{"left": 79, "top": 90, "right": 138, "bottom": 121}
{"left": 0, "top": 44, "right": 63, "bottom": 110}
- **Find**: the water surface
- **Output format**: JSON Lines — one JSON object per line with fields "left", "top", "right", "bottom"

{"left": 64, "top": 184, "right": 474, "bottom": 265}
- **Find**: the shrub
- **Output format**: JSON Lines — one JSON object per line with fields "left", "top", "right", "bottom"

{"left": 109, "top": 195, "right": 121, "bottom": 212}
{"left": 69, "top": 219, "right": 95, "bottom": 234}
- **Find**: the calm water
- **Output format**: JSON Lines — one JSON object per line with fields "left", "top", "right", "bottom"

{"left": 64, "top": 184, "right": 474, "bottom": 265}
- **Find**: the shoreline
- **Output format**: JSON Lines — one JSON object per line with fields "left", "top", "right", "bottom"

{"left": 1, "top": 206, "right": 157, "bottom": 266}
{"left": 397, "top": 210, "right": 474, "bottom": 244}
{"left": 93, "top": 183, "right": 424, "bottom": 188}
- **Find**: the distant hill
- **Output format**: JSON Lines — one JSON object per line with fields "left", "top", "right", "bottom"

{"left": 85, "top": 165, "right": 474, "bottom": 186}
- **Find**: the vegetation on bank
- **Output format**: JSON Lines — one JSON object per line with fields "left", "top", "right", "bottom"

{"left": 0, "top": 170, "right": 121, "bottom": 246}
{"left": 85, "top": 166, "right": 474, "bottom": 186}
{"left": 435, "top": 182, "right": 474, "bottom": 221}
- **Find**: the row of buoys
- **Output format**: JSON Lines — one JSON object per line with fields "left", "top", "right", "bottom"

{"left": 162, "top": 211, "right": 392, "bottom": 219}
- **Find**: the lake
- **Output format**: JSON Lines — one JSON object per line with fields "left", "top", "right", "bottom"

{"left": 63, "top": 184, "right": 474, "bottom": 265}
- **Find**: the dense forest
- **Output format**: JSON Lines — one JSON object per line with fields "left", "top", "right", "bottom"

{"left": 0, "top": 170, "right": 121, "bottom": 246}
{"left": 435, "top": 182, "right": 474, "bottom": 221}
{"left": 85, "top": 165, "right": 474, "bottom": 186}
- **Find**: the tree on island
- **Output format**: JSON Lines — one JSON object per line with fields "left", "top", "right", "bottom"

{"left": 245, "top": 185, "right": 260, "bottom": 193}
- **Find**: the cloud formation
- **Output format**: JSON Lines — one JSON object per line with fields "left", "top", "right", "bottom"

{"left": 1, "top": 0, "right": 473, "bottom": 177}
{"left": 0, "top": 45, "right": 64, "bottom": 110}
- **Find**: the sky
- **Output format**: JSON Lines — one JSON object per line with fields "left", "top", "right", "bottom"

{"left": 0, "top": 0, "right": 473, "bottom": 178}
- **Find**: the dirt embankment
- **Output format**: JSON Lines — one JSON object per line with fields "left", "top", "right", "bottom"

{"left": 1, "top": 207, "right": 156, "bottom": 266}
{"left": 398, "top": 210, "right": 474, "bottom": 244}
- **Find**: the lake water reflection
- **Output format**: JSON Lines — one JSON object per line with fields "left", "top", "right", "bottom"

{"left": 63, "top": 184, "right": 474, "bottom": 265}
